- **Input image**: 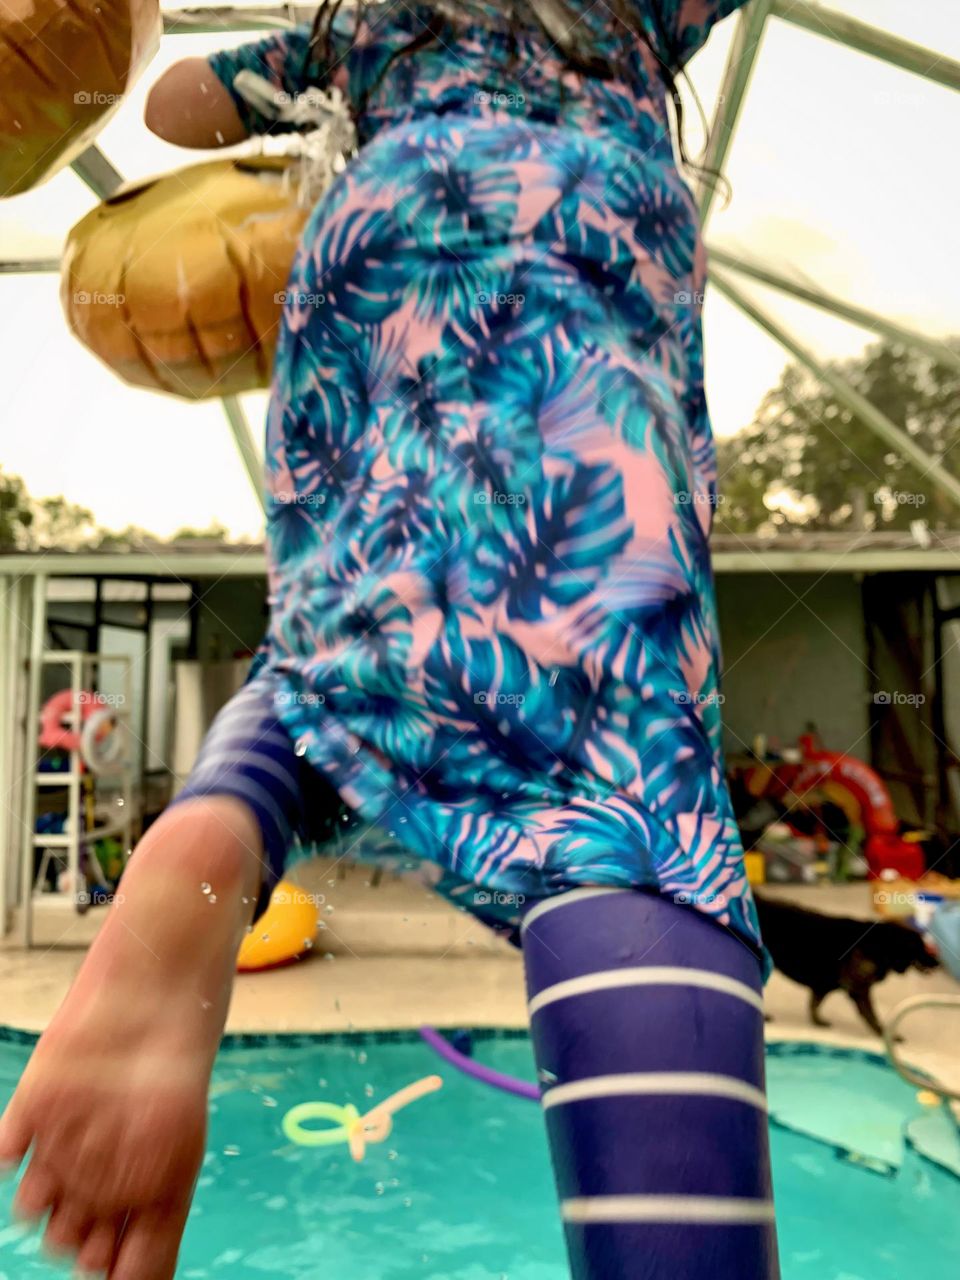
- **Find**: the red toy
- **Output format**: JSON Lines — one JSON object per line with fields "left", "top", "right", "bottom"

{"left": 747, "top": 734, "right": 926, "bottom": 881}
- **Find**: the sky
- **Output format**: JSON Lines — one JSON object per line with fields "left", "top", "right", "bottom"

{"left": 0, "top": 0, "right": 957, "bottom": 540}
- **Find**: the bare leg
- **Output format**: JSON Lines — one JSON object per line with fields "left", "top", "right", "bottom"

{"left": 0, "top": 796, "right": 263, "bottom": 1279}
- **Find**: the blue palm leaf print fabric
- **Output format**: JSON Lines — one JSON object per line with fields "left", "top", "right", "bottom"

{"left": 208, "top": 0, "right": 763, "bottom": 955}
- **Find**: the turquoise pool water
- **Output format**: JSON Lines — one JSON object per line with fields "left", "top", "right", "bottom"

{"left": 1, "top": 1032, "right": 959, "bottom": 1278}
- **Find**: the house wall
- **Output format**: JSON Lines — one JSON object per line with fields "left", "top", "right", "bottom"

{"left": 192, "top": 573, "right": 874, "bottom": 765}
{"left": 715, "top": 572, "right": 869, "bottom": 761}
{"left": 195, "top": 578, "right": 268, "bottom": 662}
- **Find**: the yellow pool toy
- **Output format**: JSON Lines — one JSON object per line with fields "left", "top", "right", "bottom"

{"left": 916, "top": 1090, "right": 942, "bottom": 1108}
{"left": 282, "top": 1075, "right": 444, "bottom": 1162}
{"left": 237, "top": 880, "right": 320, "bottom": 972}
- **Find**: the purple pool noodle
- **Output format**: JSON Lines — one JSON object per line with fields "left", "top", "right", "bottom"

{"left": 419, "top": 1027, "right": 540, "bottom": 1101}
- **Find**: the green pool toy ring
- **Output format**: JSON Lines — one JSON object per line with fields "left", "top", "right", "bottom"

{"left": 282, "top": 1100, "right": 362, "bottom": 1147}
{"left": 281, "top": 1075, "right": 443, "bottom": 1161}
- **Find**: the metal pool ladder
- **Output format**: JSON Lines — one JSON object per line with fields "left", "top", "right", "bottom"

{"left": 884, "top": 995, "right": 960, "bottom": 1103}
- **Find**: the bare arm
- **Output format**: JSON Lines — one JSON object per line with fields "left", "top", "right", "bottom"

{"left": 144, "top": 56, "right": 249, "bottom": 148}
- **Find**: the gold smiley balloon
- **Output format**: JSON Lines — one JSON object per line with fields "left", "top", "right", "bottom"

{"left": 61, "top": 156, "right": 310, "bottom": 399}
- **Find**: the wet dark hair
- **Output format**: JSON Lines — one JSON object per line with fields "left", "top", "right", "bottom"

{"left": 307, "top": 0, "right": 712, "bottom": 179}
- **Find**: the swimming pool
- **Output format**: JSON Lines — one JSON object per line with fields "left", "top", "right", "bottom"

{"left": 1, "top": 1030, "right": 958, "bottom": 1278}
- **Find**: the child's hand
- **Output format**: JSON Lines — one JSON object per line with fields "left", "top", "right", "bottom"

{"left": 0, "top": 796, "right": 263, "bottom": 1278}
{"left": 1, "top": 996, "right": 208, "bottom": 1277}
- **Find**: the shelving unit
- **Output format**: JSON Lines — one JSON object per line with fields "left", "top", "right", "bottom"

{"left": 21, "top": 652, "right": 135, "bottom": 945}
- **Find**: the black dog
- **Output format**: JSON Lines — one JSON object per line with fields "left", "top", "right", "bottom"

{"left": 755, "top": 895, "right": 938, "bottom": 1036}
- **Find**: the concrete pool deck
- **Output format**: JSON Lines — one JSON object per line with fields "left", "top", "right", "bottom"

{"left": 2, "top": 877, "right": 958, "bottom": 1097}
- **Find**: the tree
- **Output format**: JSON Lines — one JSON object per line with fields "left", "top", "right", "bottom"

{"left": 170, "top": 522, "right": 230, "bottom": 543}
{"left": 91, "top": 525, "right": 157, "bottom": 551}
{"left": 0, "top": 471, "right": 239, "bottom": 551}
{"left": 716, "top": 338, "right": 960, "bottom": 534}
{"left": 32, "top": 496, "right": 97, "bottom": 549}
{"left": 0, "top": 469, "right": 34, "bottom": 550}
{"left": 1, "top": 474, "right": 99, "bottom": 550}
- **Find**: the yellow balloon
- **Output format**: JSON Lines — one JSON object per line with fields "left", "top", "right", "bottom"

{"left": 237, "top": 880, "right": 320, "bottom": 972}
{"left": 61, "top": 156, "right": 309, "bottom": 399}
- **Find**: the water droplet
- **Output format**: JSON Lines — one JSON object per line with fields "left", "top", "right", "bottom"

{"left": 208, "top": 894, "right": 218, "bottom": 904}
{"left": 387, "top": 1149, "right": 398, "bottom": 1160}
{"left": 201, "top": 882, "right": 212, "bottom": 895}
{"left": 294, "top": 738, "right": 308, "bottom": 757}
{"left": 375, "top": 1181, "right": 385, "bottom": 1196}
{"left": 318, "top": 1078, "right": 327, "bottom": 1088}
{"left": 318, "top": 921, "right": 327, "bottom": 930}
{"left": 364, "top": 1084, "right": 374, "bottom": 1098}
{"left": 357, "top": 1050, "right": 367, "bottom": 1064}
{"left": 245, "top": 924, "right": 253, "bottom": 933}
{"left": 323, "top": 952, "right": 335, "bottom": 961}
{"left": 224, "top": 1145, "right": 240, "bottom": 1157}
{"left": 241, "top": 896, "right": 250, "bottom": 905}
{"left": 261, "top": 933, "right": 270, "bottom": 942}
{"left": 303, "top": 937, "right": 314, "bottom": 949}
{"left": 262, "top": 1096, "right": 278, "bottom": 1108}
{"left": 200, "top": 999, "right": 213, "bottom": 1011}
{"left": 324, "top": 904, "right": 334, "bottom": 913}
{"left": 403, "top": 1196, "right": 412, "bottom": 1207}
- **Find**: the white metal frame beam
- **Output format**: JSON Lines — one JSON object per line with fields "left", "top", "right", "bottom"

{"left": 4, "top": 546, "right": 960, "bottom": 578}
{"left": 697, "top": 0, "right": 772, "bottom": 228}
{"left": 697, "top": 1, "right": 960, "bottom": 507}
{"left": 710, "top": 264, "right": 960, "bottom": 510}
{"left": 708, "top": 247, "right": 960, "bottom": 376}
{"left": 771, "top": 0, "right": 960, "bottom": 93}
{"left": 162, "top": 4, "right": 304, "bottom": 34}
{"left": 71, "top": 147, "right": 124, "bottom": 200}
{"left": 221, "top": 395, "right": 267, "bottom": 508}
{"left": 0, "top": 258, "right": 61, "bottom": 274}
{"left": 18, "top": 576, "right": 45, "bottom": 947}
